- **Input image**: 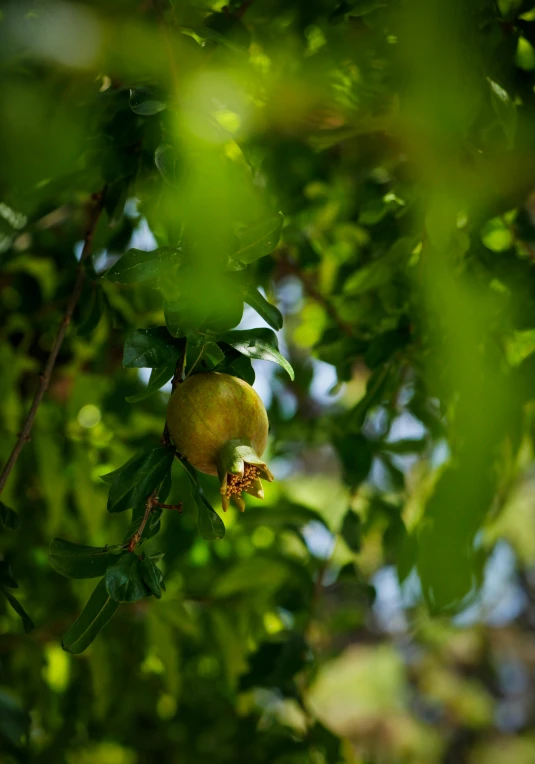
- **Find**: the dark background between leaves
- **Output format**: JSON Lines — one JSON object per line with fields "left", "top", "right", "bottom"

{"left": 3, "top": 0, "right": 535, "bottom": 762}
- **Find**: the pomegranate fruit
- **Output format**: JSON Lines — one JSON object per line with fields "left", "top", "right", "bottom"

{"left": 166, "top": 372, "right": 273, "bottom": 511}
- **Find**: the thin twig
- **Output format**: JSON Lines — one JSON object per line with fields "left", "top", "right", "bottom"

{"left": 133, "top": 346, "right": 187, "bottom": 551}
{"left": 127, "top": 492, "right": 158, "bottom": 552}
{"left": 155, "top": 501, "right": 183, "bottom": 512}
{"left": 0, "top": 188, "right": 107, "bottom": 498}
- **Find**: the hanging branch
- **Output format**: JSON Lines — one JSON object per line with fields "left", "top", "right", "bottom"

{"left": 0, "top": 188, "right": 107, "bottom": 497}
{"left": 128, "top": 345, "right": 187, "bottom": 553}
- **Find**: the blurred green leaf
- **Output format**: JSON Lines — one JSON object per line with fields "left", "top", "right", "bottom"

{"left": 382, "top": 438, "right": 427, "bottom": 454}
{"left": 488, "top": 78, "right": 517, "bottom": 149}
{"left": 0, "top": 501, "right": 19, "bottom": 531}
{"left": 0, "top": 690, "right": 30, "bottom": 748}
{"left": 129, "top": 86, "right": 167, "bottom": 116}
{"left": 333, "top": 434, "right": 373, "bottom": 488}
{"left": 239, "top": 632, "right": 308, "bottom": 691}
{"left": 103, "top": 445, "right": 175, "bottom": 513}
{"left": 341, "top": 509, "right": 362, "bottom": 553}
{"left": 0, "top": 561, "right": 18, "bottom": 589}
{"left": 232, "top": 213, "right": 283, "bottom": 265}
{"left": 77, "top": 285, "right": 106, "bottom": 336}
{"left": 1, "top": 588, "right": 34, "bottom": 634}
{"left": 62, "top": 579, "right": 119, "bottom": 654}
{"left": 155, "top": 144, "right": 182, "bottom": 187}
{"left": 214, "top": 557, "right": 291, "bottom": 597}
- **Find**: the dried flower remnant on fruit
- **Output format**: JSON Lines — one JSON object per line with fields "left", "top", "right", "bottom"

{"left": 226, "top": 464, "right": 260, "bottom": 499}
{"left": 166, "top": 372, "right": 274, "bottom": 512}
{"left": 222, "top": 463, "right": 266, "bottom": 512}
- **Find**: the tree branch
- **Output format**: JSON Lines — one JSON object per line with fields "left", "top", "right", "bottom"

{"left": 129, "top": 345, "right": 187, "bottom": 552}
{"left": 127, "top": 492, "right": 158, "bottom": 552}
{"left": 0, "top": 188, "right": 107, "bottom": 498}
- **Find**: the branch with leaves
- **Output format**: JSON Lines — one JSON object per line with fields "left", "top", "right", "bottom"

{"left": 0, "top": 188, "right": 106, "bottom": 498}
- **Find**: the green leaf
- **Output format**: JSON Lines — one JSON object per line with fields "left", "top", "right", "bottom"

{"left": 62, "top": 579, "right": 119, "bottom": 654}
{"left": 104, "top": 247, "right": 182, "bottom": 285}
{"left": 1, "top": 588, "right": 34, "bottom": 634}
{"left": 105, "top": 553, "right": 149, "bottom": 603}
{"left": 183, "top": 26, "right": 249, "bottom": 58}
{"left": 218, "top": 328, "right": 294, "bottom": 380}
{"left": 164, "top": 294, "right": 211, "bottom": 338}
{"left": 78, "top": 285, "right": 105, "bottom": 336}
{"left": 343, "top": 238, "right": 414, "bottom": 296}
{"left": 177, "top": 456, "right": 226, "bottom": 540}
{"left": 239, "top": 632, "right": 308, "bottom": 691}
{"left": 103, "top": 445, "right": 175, "bottom": 513}
{"left": 155, "top": 144, "right": 182, "bottom": 187}
{"left": 123, "top": 328, "right": 184, "bottom": 369}
{"left": 0, "top": 561, "right": 18, "bottom": 589}
{"left": 244, "top": 287, "right": 283, "bottom": 331}
{"left": 340, "top": 509, "right": 362, "bottom": 553}
{"left": 382, "top": 438, "right": 427, "bottom": 454}
{"left": 333, "top": 434, "right": 373, "bottom": 489}
{"left": 140, "top": 556, "right": 163, "bottom": 599}
{"left": 126, "top": 365, "right": 175, "bottom": 403}
{"left": 214, "top": 557, "right": 291, "bottom": 597}
{"left": 348, "top": 363, "right": 394, "bottom": 431}
{"left": 0, "top": 689, "right": 30, "bottom": 747}
{"left": 0, "top": 501, "right": 20, "bottom": 531}
{"left": 488, "top": 78, "right": 517, "bottom": 149}
{"left": 49, "top": 538, "right": 122, "bottom": 579}
{"left": 212, "top": 348, "right": 255, "bottom": 385}
{"left": 233, "top": 213, "right": 283, "bottom": 264}
{"left": 364, "top": 326, "right": 410, "bottom": 369}
{"left": 129, "top": 86, "right": 167, "bottom": 115}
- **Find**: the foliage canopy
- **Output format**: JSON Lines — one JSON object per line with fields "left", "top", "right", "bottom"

{"left": 3, "top": 0, "right": 535, "bottom": 762}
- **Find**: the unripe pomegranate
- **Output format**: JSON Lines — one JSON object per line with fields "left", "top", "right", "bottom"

{"left": 166, "top": 372, "right": 273, "bottom": 511}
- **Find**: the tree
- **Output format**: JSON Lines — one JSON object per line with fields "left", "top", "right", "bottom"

{"left": 2, "top": 0, "right": 535, "bottom": 761}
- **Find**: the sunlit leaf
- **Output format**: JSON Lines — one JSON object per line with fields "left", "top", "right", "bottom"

{"left": 244, "top": 287, "right": 283, "bottom": 331}
{"left": 218, "top": 328, "right": 294, "bottom": 379}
